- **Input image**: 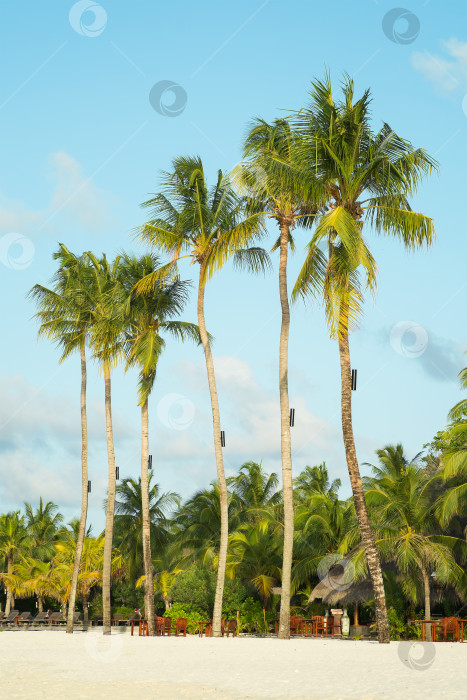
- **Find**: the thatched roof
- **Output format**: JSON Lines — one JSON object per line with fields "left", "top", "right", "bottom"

{"left": 308, "top": 555, "right": 373, "bottom": 606}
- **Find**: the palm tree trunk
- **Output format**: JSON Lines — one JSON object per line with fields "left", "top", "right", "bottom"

{"left": 83, "top": 594, "right": 89, "bottom": 624}
{"left": 67, "top": 340, "right": 88, "bottom": 634}
{"left": 5, "top": 551, "right": 13, "bottom": 615}
{"left": 278, "top": 221, "right": 294, "bottom": 640}
{"left": 338, "top": 330, "right": 390, "bottom": 643}
{"left": 421, "top": 566, "right": 432, "bottom": 642}
{"left": 102, "top": 361, "right": 117, "bottom": 635}
{"left": 38, "top": 596, "right": 44, "bottom": 614}
{"left": 141, "top": 398, "right": 155, "bottom": 635}
{"left": 197, "top": 265, "right": 228, "bottom": 638}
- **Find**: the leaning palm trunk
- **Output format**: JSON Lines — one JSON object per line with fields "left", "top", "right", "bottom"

{"left": 102, "top": 362, "right": 117, "bottom": 635}
{"left": 141, "top": 398, "right": 155, "bottom": 634}
{"left": 277, "top": 222, "right": 294, "bottom": 640}
{"left": 5, "top": 551, "right": 13, "bottom": 616}
{"left": 197, "top": 266, "right": 228, "bottom": 637}
{"left": 67, "top": 340, "right": 88, "bottom": 634}
{"left": 338, "top": 330, "right": 390, "bottom": 644}
{"left": 421, "top": 566, "right": 432, "bottom": 642}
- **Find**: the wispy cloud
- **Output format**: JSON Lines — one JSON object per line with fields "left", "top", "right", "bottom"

{"left": 412, "top": 38, "right": 467, "bottom": 93}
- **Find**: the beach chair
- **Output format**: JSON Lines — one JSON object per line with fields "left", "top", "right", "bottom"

{"left": 73, "top": 612, "right": 81, "bottom": 624}
{"left": 434, "top": 617, "right": 459, "bottom": 642}
{"left": 2, "top": 610, "right": 19, "bottom": 626}
{"left": 311, "top": 616, "right": 325, "bottom": 636}
{"left": 49, "top": 612, "right": 65, "bottom": 626}
{"left": 175, "top": 618, "right": 187, "bottom": 637}
{"left": 92, "top": 615, "right": 103, "bottom": 626}
{"left": 290, "top": 616, "right": 303, "bottom": 635}
{"left": 17, "top": 612, "right": 32, "bottom": 626}
{"left": 162, "top": 617, "right": 172, "bottom": 636}
{"left": 112, "top": 613, "right": 125, "bottom": 626}
{"left": 30, "top": 611, "right": 49, "bottom": 626}
{"left": 155, "top": 616, "right": 165, "bottom": 635}
{"left": 222, "top": 620, "right": 237, "bottom": 637}
{"left": 0, "top": 612, "right": 4, "bottom": 622}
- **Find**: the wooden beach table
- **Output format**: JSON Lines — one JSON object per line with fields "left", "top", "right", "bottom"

{"left": 410, "top": 619, "right": 445, "bottom": 641}
{"left": 196, "top": 621, "right": 212, "bottom": 637}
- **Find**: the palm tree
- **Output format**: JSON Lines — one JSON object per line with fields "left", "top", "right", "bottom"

{"left": 24, "top": 498, "right": 63, "bottom": 561}
{"left": 113, "top": 474, "right": 179, "bottom": 582}
{"left": 0, "top": 512, "right": 30, "bottom": 614}
{"left": 238, "top": 118, "right": 318, "bottom": 638}
{"left": 293, "top": 463, "right": 341, "bottom": 502}
{"left": 86, "top": 252, "right": 126, "bottom": 634}
{"left": 29, "top": 244, "right": 92, "bottom": 634}
{"left": 137, "top": 155, "right": 269, "bottom": 635}
{"left": 364, "top": 445, "right": 466, "bottom": 640}
{"left": 120, "top": 252, "right": 200, "bottom": 634}
{"left": 292, "top": 74, "right": 437, "bottom": 643}
{"left": 228, "top": 461, "right": 280, "bottom": 522}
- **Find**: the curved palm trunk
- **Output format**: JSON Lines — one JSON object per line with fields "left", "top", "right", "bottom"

{"left": 67, "top": 340, "right": 88, "bottom": 634}
{"left": 421, "top": 566, "right": 432, "bottom": 642}
{"left": 5, "top": 551, "right": 13, "bottom": 616}
{"left": 38, "top": 596, "right": 44, "bottom": 614}
{"left": 338, "top": 330, "right": 390, "bottom": 644}
{"left": 197, "top": 267, "right": 228, "bottom": 637}
{"left": 141, "top": 398, "right": 155, "bottom": 635}
{"left": 102, "top": 362, "right": 117, "bottom": 635}
{"left": 278, "top": 222, "right": 294, "bottom": 640}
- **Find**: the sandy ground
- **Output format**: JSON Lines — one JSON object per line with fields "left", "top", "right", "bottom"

{"left": 0, "top": 629, "right": 466, "bottom": 699}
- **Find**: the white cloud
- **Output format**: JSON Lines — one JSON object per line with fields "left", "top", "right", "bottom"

{"left": 0, "top": 151, "right": 115, "bottom": 236}
{"left": 412, "top": 38, "right": 467, "bottom": 92}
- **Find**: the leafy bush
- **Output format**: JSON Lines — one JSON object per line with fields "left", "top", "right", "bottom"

{"left": 238, "top": 598, "right": 273, "bottom": 634}
{"left": 163, "top": 602, "right": 204, "bottom": 635}
{"left": 113, "top": 605, "right": 134, "bottom": 619}
{"left": 169, "top": 563, "right": 251, "bottom": 617}
{"left": 386, "top": 607, "right": 422, "bottom": 640}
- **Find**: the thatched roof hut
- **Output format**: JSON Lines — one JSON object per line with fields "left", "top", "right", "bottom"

{"left": 308, "top": 555, "right": 373, "bottom": 607}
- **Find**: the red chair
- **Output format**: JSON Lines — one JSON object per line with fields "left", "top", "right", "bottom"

{"left": 290, "top": 616, "right": 303, "bottom": 635}
{"left": 434, "top": 617, "right": 459, "bottom": 642}
{"left": 221, "top": 620, "right": 237, "bottom": 637}
{"left": 155, "top": 616, "right": 165, "bottom": 635}
{"left": 311, "top": 616, "right": 325, "bottom": 636}
{"left": 175, "top": 618, "right": 187, "bottom": 637}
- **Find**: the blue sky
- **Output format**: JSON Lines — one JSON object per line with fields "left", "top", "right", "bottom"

{"left": 0, "top": 0, "right": 466, "bottom": 531}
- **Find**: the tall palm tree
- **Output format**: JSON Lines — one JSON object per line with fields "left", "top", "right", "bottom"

{"left": 29, "top": 244, "right": 92, "bottom": 634}
{"left": 0, "top": 512, "right": 30, "bottom": 614}
{"left": 86, "top": 252, "right": 126, "bottom": 634}
{"left": 120, "top": 252, "right": 200, "bottom": 634}
{"left": 364, "top": 444, "right": 466, "bottom": 640}
{"left": 137, "top": 155, "right": 269, "bottom": 635}
{"left": 292, "top": 74, "right": 437, "bottom": 643}
{"left": 238, "top": 119, "right": 318, "bottom": 638}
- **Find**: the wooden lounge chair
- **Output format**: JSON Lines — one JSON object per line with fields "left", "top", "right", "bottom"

{"left": 29, "top": 611, "right": 49, "bottom": 626}
{"left": 175, "top": 617, "right": 187, "bottom": 637}
{"left": 2, "top": 610, "right": 19, "bottom": 626}
{"left": 17, "top": 612, "right": 32, "bottom": 625}
{"left": 112, "top": 613, "right": 125, "bottom": 626}
{"left": 49, "top": 612, "right": 66, "bottom": 626}
{"left": 92, "top": 615, "right": 103, "bottom": 626}
{"left": 0, "top": 612, "right": 4, "bottom": 622}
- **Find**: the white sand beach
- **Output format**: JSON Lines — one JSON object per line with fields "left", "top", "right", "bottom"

{"left": 0, "top": 630, "right": 465, "bottom": 699}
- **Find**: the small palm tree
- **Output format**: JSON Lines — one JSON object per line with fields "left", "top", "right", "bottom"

{"left": 24, "top": 498, "right": 63, "bottom": 561}
{"left": 293, "top": 463, "right": 341, "bottom": 502}
{"left": 364, "top": 445, "right": 466, "bottom": 640}
{"left": 0, "top": 512, "right": 30, "bottom": 614}
{"left": 228, "top": 461, "right": 281, "bottom": 522}
{"left": 137, "top": 155, "right": 269, "bottom": 635}
{"left": 292, "top": 74, "right": 437, "bottom": 643}
{"left": 29, "top": 244, "right": 92, "bottom": 633}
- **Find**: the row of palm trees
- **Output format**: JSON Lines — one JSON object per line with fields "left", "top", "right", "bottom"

{"left": 27, "top": 73, "right": 439, "bottom": 642}
{"left": 1, "top": 449, "right": 466, "bottom": 635}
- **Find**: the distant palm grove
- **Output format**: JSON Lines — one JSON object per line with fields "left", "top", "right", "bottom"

{"left": 1, "top": 75, "right": 466, "bottom": 643}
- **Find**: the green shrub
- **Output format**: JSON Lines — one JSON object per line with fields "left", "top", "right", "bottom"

{"left": 163, "top": 603, "right": 204, "bottom": 634}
